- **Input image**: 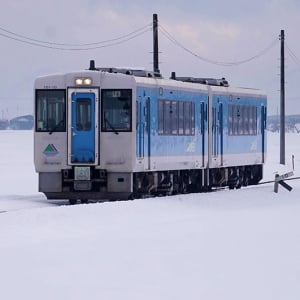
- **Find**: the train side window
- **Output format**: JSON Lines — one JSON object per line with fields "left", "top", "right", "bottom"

{"left": 233, "top": 105, "right": 238, "bottom": 135}
{"left": 158, "top": 99, "right": 195, "bottom": 136}
{"left": 171, "top": 101, "right": 178, "bottom": 135}
{"left": 191, "top": 102, "right": 195, "bottom": 135}
{"left": 184, "top": 102, "right": 191, "bottom": 135}
{"left": 35, "top": 89, "right": 66, "bottom": 132}
{"left": 253, "top": 106, "right": 257, "bottom": 135}
{"left": 238, "top": 106, "right": 244, "bottom": 135}
{"left": 164, "top": 101, "right": 171, "bottom": 135}
{"left": 244, "top": 106, "right": 248, "bottom": 135}
{"left": 228, "top": 105, "right": 233, "bottom": 135}
{"left": 248, "top": 106, "right": 256, "bottom": 135}
{"left": 249, "top": 106, "right": 253, "bottom": 135}
{"left": 178, "top": 102, "right": 184, "bottom": 135}
{"left": 229, "top": 104, "right": 258, "bottom": 136}
{"left": 158, "top": 100, "right": 164, "bottom": 134}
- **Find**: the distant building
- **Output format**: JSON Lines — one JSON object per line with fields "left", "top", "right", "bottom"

{"left": 0, "top": 119, "right": 9, "bottom": 130}
{"left": 9, "top": 115, "right": 34, "bottom": 130}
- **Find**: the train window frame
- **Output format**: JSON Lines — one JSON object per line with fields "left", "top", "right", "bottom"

{"left": 191, "top": 102, "right": 195, "bottom": 135}
{"left": 101, "top": 89, "right": 132, "bottom": 132}
{"left": 237, "top": 105, "right": 244, "bottom": 135}
{"left": 158, "top": 100, "right": 164, "bottom": 135}
{"left": 228, "top": 104, "right": 258, "bottom": 136}
{"left": 184, "top": 102, "right": 191, "bottom": 135}
{"left": 228, "top": 104, "right": 234, "bottom": 135}
{"left": 158, "top": 99, "right": 195, "bottom": 136}
{"left": 163, "top": 100, "right": 172, "bottom": 135}
{"left": 35, "top": 89, "right": 66, "bottom": 132}
{"left": 244, "top": 106, "right": 249, "bottom": 135}
{"left": 178, "top": 101, "right": 184, "bottom": 135}
{"left": 171, "top": 101, "right": 178, "bottom": 135}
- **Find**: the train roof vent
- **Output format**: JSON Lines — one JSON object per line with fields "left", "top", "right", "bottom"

{"left": 88, "top": 61, "right": 163, "bottom": 78}
{"left": 88, "top": 64, "right": 162, "bottom": 79}
{"left": 170, "top": 73, "right": 229, "bottom": 87}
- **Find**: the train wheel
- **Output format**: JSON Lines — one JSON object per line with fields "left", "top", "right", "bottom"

{"left": 243, "top": 176, "right": 249, "bottom": 187}
{"left": 69, "top": 199, "right": 77, "bottom": 205}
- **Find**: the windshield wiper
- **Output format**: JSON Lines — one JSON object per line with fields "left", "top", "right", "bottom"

{"left": 49, "top": 120, "right": 64, "bottom": 135}
{"left": 104, "top": 118, "right": 119, "bottom": 135}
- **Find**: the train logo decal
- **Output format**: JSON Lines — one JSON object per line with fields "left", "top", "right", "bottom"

{"left": 186, "top": 138, "right": 196, "bottom": 153}
{"left": 250, "top": 140, "right": 258, "bottom": 151}
{"left": 43, "top": 144, "right": 58, "bottom": 156}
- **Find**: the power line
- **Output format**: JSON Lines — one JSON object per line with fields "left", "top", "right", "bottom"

{"left": 159, "top": 24, "right": 278, "bottom": 66}
{"left": 286, "top": 42, "right": 300, "bottom": 67}
{"left": 0, "top": 23, "right": 152, "bottom": 46}
{"left": 0, "top": 20, "right": 283, "bottom": 66}
{"left": 0, "top": 23, "right": 152, "bottom": 50}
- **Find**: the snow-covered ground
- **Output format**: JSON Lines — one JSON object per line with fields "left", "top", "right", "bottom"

{"left": 0, "top": 131, "right": 300, "bottom": 300}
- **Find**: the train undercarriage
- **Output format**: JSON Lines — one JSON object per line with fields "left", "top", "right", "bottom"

{"left": 44, "top": 164, "right": 263, "bottom": 204}
{"left": 132, "top": 165, "right": 263, "bottom": 198}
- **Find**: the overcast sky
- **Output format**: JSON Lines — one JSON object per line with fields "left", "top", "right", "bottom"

{"left": 1, "top": 0, "right": 300, "bottom": 118}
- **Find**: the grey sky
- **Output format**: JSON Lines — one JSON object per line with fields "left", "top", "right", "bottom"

{"left": 1, "top": 0, "right": 300, "bottom": 118}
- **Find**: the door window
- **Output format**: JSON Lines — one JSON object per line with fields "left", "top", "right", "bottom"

{"left": 76, "top": 98, "right": 91, "bottom": 131}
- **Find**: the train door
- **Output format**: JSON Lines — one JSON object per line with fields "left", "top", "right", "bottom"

{"left": 136, "top": 100, "right": 143, "bottom": 159}
{"left": 136, "top": 97, "right": 150, "bottom": 170}
{"left": 200, "top": 101, "right": 206, "bottom": 167}
{"left": 212, "top": 100, "right": 224, "bottom": 166}
{"left": 261, "top": 104, "right": 267, "bottom": 163}
{"left": 219, "top": 102, "right": 224, "bottom": 165}
{"left": 68, "top": 88, "right": 99, "bottom": 165}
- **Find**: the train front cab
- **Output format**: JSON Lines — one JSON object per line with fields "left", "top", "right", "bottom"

{"left": 34, "top": 74, "right": 135, "bottom": 203}
{"left": 63, "top": 86, "right": 135, "bottom": 202}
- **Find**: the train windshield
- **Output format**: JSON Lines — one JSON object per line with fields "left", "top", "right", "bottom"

{"left": 35, "top": 90, "right": 66, "bottom": 133}
{"left": 101, "top": 89, "right": 132, "bottom": 132}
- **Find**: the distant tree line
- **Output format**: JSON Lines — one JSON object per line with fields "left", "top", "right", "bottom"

{"left": 0, "top": 114, "right": 33, "bottom": 130}
{"left": 267, "top": 115, "right": 300, "bottom": 133}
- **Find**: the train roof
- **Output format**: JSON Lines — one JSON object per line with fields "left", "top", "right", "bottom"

{"left": 86, "top": 61, "right": 266, "bottom": 97}
{"left": 133, "top": 73, "right": 266, "bottom": 98}
{"left": 35, "top": 61, "right": 266, "bottom": 98}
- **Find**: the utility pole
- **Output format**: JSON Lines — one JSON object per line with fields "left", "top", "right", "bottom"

{"left": 280, "top": 30, "right": 285, "bottom": 165}
{"left": 153, "top": 13, "right": 160, "bottom": 75}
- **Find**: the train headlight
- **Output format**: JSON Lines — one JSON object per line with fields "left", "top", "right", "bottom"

{"left": 75, "top": 78, "right": 83, "bottom": 85}
{"left": 83, "top": 78, "right": 92, "bottom": 85}
{"left": 75, "top": 77, "right": 92, "bottom": 86}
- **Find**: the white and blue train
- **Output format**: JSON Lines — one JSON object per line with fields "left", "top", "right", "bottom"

{"left": 34, "top": 61, "right": 267, "bottom": 203}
